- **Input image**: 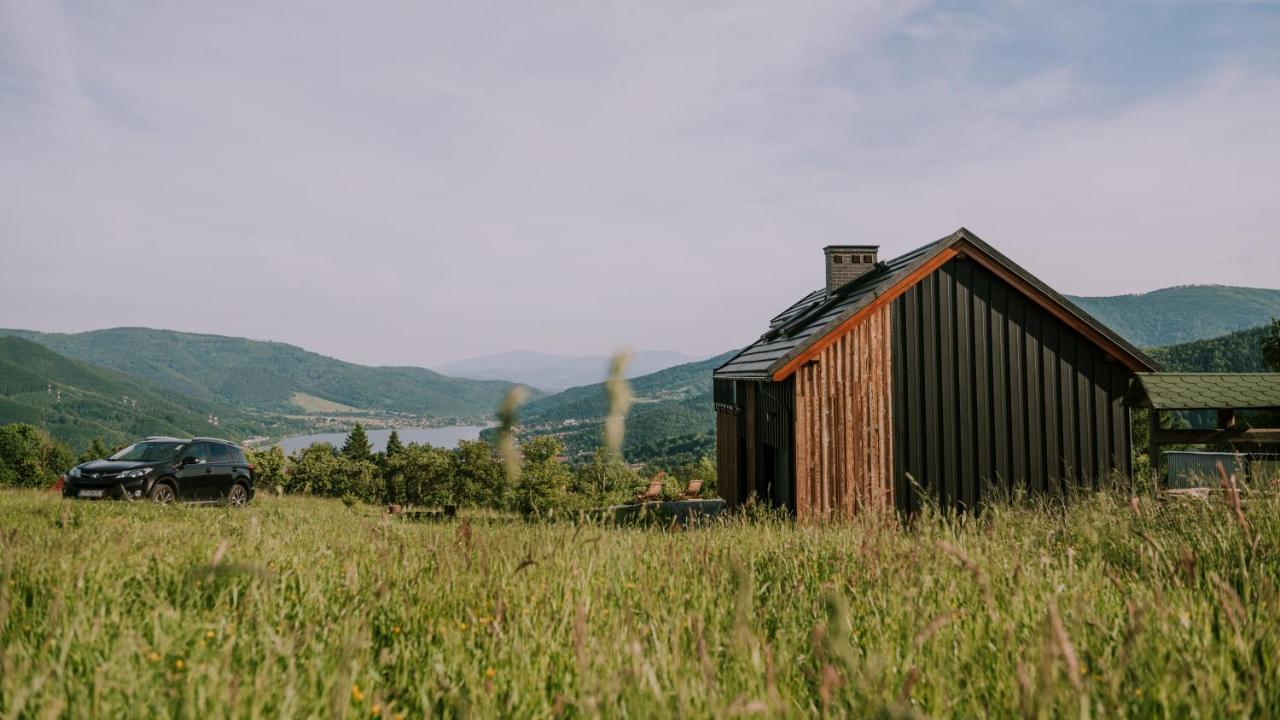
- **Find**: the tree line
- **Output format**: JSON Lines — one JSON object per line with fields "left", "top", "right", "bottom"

{"left": 249, "top": 423, "right": 716, "bottom": 514}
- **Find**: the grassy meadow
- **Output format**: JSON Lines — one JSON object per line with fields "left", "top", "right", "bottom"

{"left": 1, "top": 488, "right": 1278, "bottom": 718}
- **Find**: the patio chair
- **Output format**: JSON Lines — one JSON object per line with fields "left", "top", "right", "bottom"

{"left": 678, "top": 479, "right": 703, "bottom": 499}
{"left": 634, "top": 479, "right": 663, "bottom": 503}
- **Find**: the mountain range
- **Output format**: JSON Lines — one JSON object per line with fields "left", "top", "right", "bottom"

{"left": 0, "top": 336, "right": 305, "bottom": 450}
{"left": 3, "top": 283, "right": 1278, "bottom": 459}
{"left": 0, "top": 327, "right": 524, "bottom": 419}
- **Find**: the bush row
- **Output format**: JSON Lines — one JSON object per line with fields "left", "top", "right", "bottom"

{"left": 247, "top": 427, "right": 718, "bottom": 513}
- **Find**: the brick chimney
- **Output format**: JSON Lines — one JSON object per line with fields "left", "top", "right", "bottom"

{"left": 824, "top": 245, "right": 878, "bottom": 294}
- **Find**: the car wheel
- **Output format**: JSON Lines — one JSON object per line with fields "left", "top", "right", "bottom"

{"left": 149, "top": 482, "right": 176, "bottom": 504}
{"left": 227, "top": 483, "right": 249, "bottom": 506}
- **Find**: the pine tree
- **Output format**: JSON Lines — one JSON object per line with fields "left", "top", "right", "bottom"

{"left": 385, "top": 429, "right": 404, "bottom": 458}
{"left": 78, "top": 437, "right": 111, "bottom": 463}
{"left": 341, "top": 423, "right": 373, "bottom": 462}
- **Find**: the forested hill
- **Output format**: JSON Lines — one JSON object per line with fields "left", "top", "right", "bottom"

{"left": 1, "top": 327, "right": 525, "bottom": 419}
{"left": 1148, "top": 324, "right": 1271, "bottom": 373}
{"left": 521, "top": 351, "right": 737, "bottom": 425}
{"left": 508, "top": 351, "right": 737, "bottom": 466}
{"left": 1067, "top": 285, "right": 1280, "bottom": 347}
{"left": 0, "top": 336, "right": 300, "bottom": 450}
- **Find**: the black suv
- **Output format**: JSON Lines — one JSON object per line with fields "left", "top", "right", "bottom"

{"left": 64, "top": 437, "right": 255, "bottom": 505}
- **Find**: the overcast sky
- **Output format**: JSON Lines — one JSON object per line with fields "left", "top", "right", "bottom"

{"left": 2, "top": 2, "right": 1278, "bottom": 367}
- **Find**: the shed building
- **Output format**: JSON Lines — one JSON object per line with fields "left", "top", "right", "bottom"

{"left": 713, "top": 228, "right": 1159, "bottom": 517}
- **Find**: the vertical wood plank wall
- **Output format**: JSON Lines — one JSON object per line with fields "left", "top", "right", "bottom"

{"left": 792, "top": 303, "right": 894, "bottom": 519}
{"left": 715, "top": 408, "right": 741, "bottom": 506}
{"left": 890, "top": 257, "right": 1132, "bottom": 513}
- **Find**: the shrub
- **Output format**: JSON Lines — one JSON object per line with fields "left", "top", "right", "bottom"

{"left": 0, "top": 423, "right": 72, "bottom": 488}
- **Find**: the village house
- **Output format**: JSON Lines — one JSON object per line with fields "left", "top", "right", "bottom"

{"left": 713, "top": 228, "right": 1158, "bottom": 517}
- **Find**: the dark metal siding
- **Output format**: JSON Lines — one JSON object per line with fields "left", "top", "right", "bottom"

{"left": 891, "top": 257, "right": 1133, "bottom": 512}
{"left": 714, "top": 378, "right": 795, "bottom": 510}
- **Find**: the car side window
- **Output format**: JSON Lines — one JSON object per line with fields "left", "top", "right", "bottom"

{"left": 184, "top": 443, "right": 209, "bottom": 464}
{"left": 209, "top": 444, "right": 233, "bottom": 464}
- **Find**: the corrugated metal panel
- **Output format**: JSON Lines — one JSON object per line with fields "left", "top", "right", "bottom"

{"left": 794, "top": 303, "right": 893, "bottom": 519}
{"left": 891, "top": 257, "right": 1133, "bottom": 512}
{"left": 1165, "top": 451, "right": 1246, "bottom": 489}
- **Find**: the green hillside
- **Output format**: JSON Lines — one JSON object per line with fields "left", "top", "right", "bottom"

{"left": 507, "top": 352, "right": 736, "bottom": 466}
{"left": 1067, "top": 285, "right": 1280, "bottom": 347}
{"left": 1, "top": 327, "right": 524, "bottom": 419}
{"left": 1148, "top": 324, "right": 1270, "bottom": 373}
{"left": 0, "top": 336, "right": 303, "bottom": 451}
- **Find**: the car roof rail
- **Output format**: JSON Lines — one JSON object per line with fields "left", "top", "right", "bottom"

{"left": 191, "top": 436, "right": 235, "bottom": 445}
{"left": 144, "top": 436, "right": 186, "bottom": 441}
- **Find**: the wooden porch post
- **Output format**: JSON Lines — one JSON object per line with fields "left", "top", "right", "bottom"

{"left": 1148, "top": 408, "right": 1161, "bottom": 488}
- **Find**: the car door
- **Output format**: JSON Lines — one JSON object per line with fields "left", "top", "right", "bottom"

{"left": 207, "top": 443, "right": 236, "bottom": 500}
{"left": 174, "top": 442, "right": 212, "bottom": 499}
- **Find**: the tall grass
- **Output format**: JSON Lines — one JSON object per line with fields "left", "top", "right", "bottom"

{"left": 1, "top": 488, "right": 1277, "bottom": 717}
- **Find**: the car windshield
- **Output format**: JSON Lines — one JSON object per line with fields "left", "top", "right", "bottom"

{"left": 107, "top": 441, "right": 185, "bottom": 463}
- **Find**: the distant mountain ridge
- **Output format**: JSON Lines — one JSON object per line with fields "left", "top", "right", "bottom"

{"left": 434, "top": 349, "right": 692, "bottom": 391}
{"left": 0, "top": 336, "right": 301, "bottom": 450}
{"left": 1, "top": 327, "right": 525, "bottom": 419}
{"left": 1067, "top": 285, "right": 1280, "bottom": 347}
{"left": 503, "top": 351, "right": 737, "bottom": 466}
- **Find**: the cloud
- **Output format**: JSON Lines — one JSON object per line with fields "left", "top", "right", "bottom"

{"left": 1, "top": 1, "right": 1278, "bottom": 365}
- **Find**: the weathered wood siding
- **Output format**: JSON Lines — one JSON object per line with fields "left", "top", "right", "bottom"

{"left": 890, "top": 257, "right": 1132, "bottom": 513}
{"left": 793, "top": 303, "right": 894, "bottom": 519}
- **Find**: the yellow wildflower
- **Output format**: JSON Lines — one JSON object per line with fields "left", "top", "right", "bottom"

{"left": 205, "top": 630, "right": 215, "bottom": 639}
{"left": 458, "top": 622, "right": 468, "bottom": 631}
{"left": 371, "top": 704, "right": 382, "bottom": 715}
{"left": 352, "top": 684, "right": 365, "bottom": 702}
{"left": 147, "top": 652, "right": 161, "bottom": 663}
{"left": 174, "top": 659, "right": 185, "bottom": 671}
{"left": 485, "top": 667, "right": 496, "bottom": 679}
{"left": 391, "top": 626, "right": 401, "bottom": 635}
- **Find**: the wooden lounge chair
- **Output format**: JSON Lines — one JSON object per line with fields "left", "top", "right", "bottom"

{"left": 678, "top": 479, "right": 703, "bottom": 499}
{"left": 634, "top": 479, "right": 663, "bottom": 503}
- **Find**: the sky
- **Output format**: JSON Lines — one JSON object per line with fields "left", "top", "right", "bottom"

{"left": 2, "top": 1, "right": 1279, "bottom": 368}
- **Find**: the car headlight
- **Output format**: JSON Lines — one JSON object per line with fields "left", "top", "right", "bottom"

{"left": 68, "top": 467, "right": 81, "bottom": 478}
{"left": 119, "top": 468, "right": 153, "bottom": 480}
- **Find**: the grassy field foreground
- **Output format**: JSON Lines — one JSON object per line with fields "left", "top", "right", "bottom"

{"left": 1, "top": 489, "right": 1278, "bottom": 717}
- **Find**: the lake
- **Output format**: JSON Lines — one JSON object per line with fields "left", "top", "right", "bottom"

{"left": 276, "top": 426, "right": 488, "bottom": 454}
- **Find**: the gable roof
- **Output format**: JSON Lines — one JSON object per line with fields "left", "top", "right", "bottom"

{"left": 714, "top": 228, "right": 1159, "bottom": 381}
{"left": 1126, "top": 373, "right": 1280, "bottom": 410}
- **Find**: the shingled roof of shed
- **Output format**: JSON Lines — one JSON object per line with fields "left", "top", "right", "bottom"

{"left": 714, "top": 228, "right": 1158, "bottom": 381}
{"left": 1126, "top": 373, "right": 1280, "bottom": 410}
